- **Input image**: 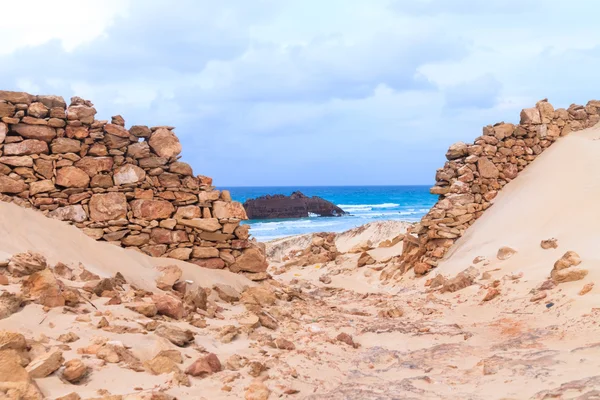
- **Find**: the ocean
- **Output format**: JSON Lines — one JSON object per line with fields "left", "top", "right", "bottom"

{"left": 219, "top": 186, "right": 436, "bottom": 242}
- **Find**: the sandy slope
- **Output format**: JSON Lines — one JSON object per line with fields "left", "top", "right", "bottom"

{"left": 0, "top": 201, "right": 250, "bottom": 293}
{"left": 438, "top": 123, "right": 600, "bottom": 310}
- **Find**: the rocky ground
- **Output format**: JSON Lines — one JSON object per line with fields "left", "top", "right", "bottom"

{"left": 1, "top": 218, "right": 599, "bottom": 400}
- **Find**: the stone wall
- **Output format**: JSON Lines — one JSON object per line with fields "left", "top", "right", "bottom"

{"left": 394, "top": 98, "right": 600, "bottom": 278}
{"left": 0, "top": 90, "right": 267, "bottom": 279}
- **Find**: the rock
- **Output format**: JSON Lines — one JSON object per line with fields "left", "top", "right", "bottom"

{"left": 155, "top": 324, "right": 194, "bottom": 347}
{"left": 192, "top": 247, "right": 220, "bottom": 259}
{"left": 22, "top": 269, "right": 65, "bottom": 307}
{"left": 336, "top": 332, "right": 359, "bottom": 348}
{"left": 245, "top": 380, "right": 271, "bottom": 400}
{"left": 145, "top": 355, "right": 179, "bottom": 375}
{"left": 3, "top": 139, "right": 48, "bottom": 155}
{"left": 104, "top": 123, "right": 129, "bottom": 137}
{"left": 7, "top": 252, "right": 47, "bottom": 276}
{"left": 0, "top": 156, "right": 33, "bottom": 167}
{"left": 155, "top": 265, "right": 182, "bottom": 290}
{"left": 357, "top": 252, "right": 375, "bottom": 268}
{"left": 240, "top": 287, "right": 277, "bottom": 308}
{"left": 551, "top": 251, "right": 588, "bottom": 283}
{"left": 149, "top": 128, "right": 182, "bottom": 158}
{"left": 218, "top": 325, "right": 240, "bottom": 343}
{"left": 26, "top": 348, "right": 64, "bottom": 378}
{"left": 58, "top": 332, "right": 79, "bottom": 343}
{"left": 29, "top": 180, "right": 55, "bottom": 196}
{"left": 429, "top": 274, "right": 446, "bottom": 288}
{"left": 113, "top": 164, "right": 146, "bottom": 185}
{"left": 0, "top": 349, "right": 45, "bottom": 400}
{"left": 56, "top": 166, "right": 90, "bottom": 188}
{"left": 0, "top": 175, "right": 27, "bottom": 194}
{"left": 243, "top": 191, "right": 344, "bottom": 219}
{"left": 185, "top": 353, "right": 221, "bottom": 377}
{"left": 520, "top": 107, "right": 541, "bottom": 124}
{"left": 0, "top": 331, "right": 27, "bottom": 352}
{"left": 125, "top": 302, "right": 158, "bottom": 317}
{"left": 51, "top": 137, "right": 81, "bottom": 154}
{"left": 446, "top": 142, "right": 468, "bottom": 160}
{"left": 0, "top": 292, "right": 23, "bottom": 319}
{"left": 89, "top": 193, "right": 128, "bottom": 221}
{"left": 121, "top": 233, "right": 150, "bottom": 246}
{"left": 530, "top": 291, "right": 547, "bottom": 302}
{"left": 151, "top": 293, "right": 184, "bottom": 320}
{"left": 177, "top": 218, "right": 221, "bottom": 232}
{"left": 482, "top": 288, "right": 500, "bottom": 301}
{"left": 213, "top": 201, "right": 249, "bottom": 219}
{"left": 131, "top": 199, "right": 175, "bottom": 220}
{"left": 12, "top": 123, "right": 55, "bottom": 142}
{"left": 238, "top": 313, "right": 260, "bottom": 329}
{"left": 477, "top": 157, "right": 499, "bottom": 179}
{"left": 541, "top": 238, "right": 558, "bottom": 249}
{"left": 270, "top": 338, "right": 295, "bottom": 350}
{"left": 441, "top": 267, "right": 478, "bottom": 293}
{"left": 258, "top": 312, "right": 278, "bottom": 330}
{"left": 319, "top": 275, "right": 332, "bottom": 284}
{"left": 213, "top": 284, "right": 241, "bottom": 303}
{"left": 579, "top": 283, "right": 594, "bottom": 295}
{"left": 230, "top": 248, "right": 268, "bottom": 273}
{"left": 497, "top": 246, "right": 516, "bottom": 260}
{"left": 74, "top": 156, "right": 113, "bottom": 176}
{"left": 62, "top": 359, "right": 88, "bottom": 383}
{"left": 130, "top": 125, "right": 152, "bottom": 138}
{"left": 184, "top": 287, "right": 208, "bottom": 311}
{"left": 48, "top": 205, "right": 87, "bottom": 223}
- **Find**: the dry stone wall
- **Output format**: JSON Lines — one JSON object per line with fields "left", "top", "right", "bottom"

{"left": 396, "top": 98, "right": 600, "bottom": 278}
{"left": 0, "top": 90, "right": 268, "bottom": 279}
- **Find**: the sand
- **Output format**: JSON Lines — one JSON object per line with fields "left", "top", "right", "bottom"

{"left": 3, "top": 126, "right": 600, "bottom": 399}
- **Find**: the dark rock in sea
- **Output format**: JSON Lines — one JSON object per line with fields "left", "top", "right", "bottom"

{"left": 243, "top": 191, "right": 346, "bottom": 220}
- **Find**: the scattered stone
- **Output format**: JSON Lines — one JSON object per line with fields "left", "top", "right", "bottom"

{"left": 155, "top": 324, "right": 194, "bottom": 347}
{"left": 213, "top": 284, "right": 241, "bottom": 303}
{"left": 145, "top": 355, "right": 179, "bottom": 375}
{"left": 336, "top": 333, "right": 359, "bottom": 348}
{"left": 551, "top": 251, "right": 588, "bottom": 283}
{"left": 245, "top": 380, "right": 271, "bottom": 400}
{"left": 185, "top": 353, "right": 221, "bottom": 377}
{"left": 319, "top": 275, "right": 332, "bottom": 284}
{"left": 482, "top": 288, "right": 500, "bottom": 302}
{"left": 155, "top": 265, "right": 182, "bottom": 290}
{"left": 440, "top": 267, "right": 479, "bottom": 293}
{"left": 26, "top": 348, "right": 64, "bottom": 378}
{"left": 541, "top": 238, "right": 558, "bottom": 249}
{"left": 218, "top": 325, "right": 240, "bottom": 343}
{"left": 579, "top": 282, "right": 594, "bottom": 296}
{"left": 152, "top": 293, "right": 184, "bottom": 320}
{"left": 497, "top": 246, "right": 516, "bottom": 261}
{"left": 7, "top": 251, "right": 47, "bottom": 277}
{"left": 125, "top": 302, "right": 158, "bottom": 317}
{"left": 357, "top": 252, "right": 375, "bottom": 268}
{"left": 62, "top": 359, "right": 88, "bottom": 383}
{"left": 530, "top": 291, "right": 547, "bottom": 302}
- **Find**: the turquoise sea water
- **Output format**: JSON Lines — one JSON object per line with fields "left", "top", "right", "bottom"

{"left": 220, "top": 186, "right": 436, "bottom": 241}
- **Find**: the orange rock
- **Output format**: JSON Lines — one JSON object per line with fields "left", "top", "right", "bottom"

{"left": 185, "top": 353, "right": 221, "bottom": 377}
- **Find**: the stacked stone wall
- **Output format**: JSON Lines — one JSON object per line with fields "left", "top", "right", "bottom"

{"left": 0, "top": 90, "right": 267, "bottom": 279}
{"left": 396, "top": 98, "right": 600, "bottom": 277}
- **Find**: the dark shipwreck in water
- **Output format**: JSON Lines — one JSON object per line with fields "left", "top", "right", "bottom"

{"left": 243, "top": 191, "right": 346, "bottom": 220}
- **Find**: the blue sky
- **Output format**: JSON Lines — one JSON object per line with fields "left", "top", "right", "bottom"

{"left": 2, "top": 0, "right": 600, "bottom": 186}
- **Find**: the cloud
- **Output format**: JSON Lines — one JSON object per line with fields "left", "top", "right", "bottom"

{"left": 2, "top": 0, "right": 600, "bottom": 186}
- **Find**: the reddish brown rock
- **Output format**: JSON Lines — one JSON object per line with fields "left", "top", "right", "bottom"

{"left": 3, "top": 139, "right": 48, "bottom": 155}
{"left": 185, "top": 353, "right": 221, "bottom": 377}
{"left": 89, "top": 193, "right": 128, "bottom": 221}
{"left": 152, "top": 293, "right": 184, "bottom": 320}
{"left": 213, "top": 201, "right": 248, "bottom": 219}
{"left": 113, "top": 164, "right": 146, "bottom": 185}
{"left": 104, "top": 124, "right": 129, "bottom": 137}
{"left": 149, "top": 128, "right": 182, "bottom": 158}
{"left": 131, "top": 199, "right": 175, "bottom": 220}
{"left": 51, "top": 138, "right": 81, "bottom": 153}
{"left": 74, "top": 157, "right": 113, "bottom": 177}
{"left": 12, "top": 124, "right": 56, "bottom": 142}
{"left": 48, "top": 205, "right": 87, "bottom": 222}
{"left": 56, "top": 166, "right": 90, "bottom": 188}
{"left": 0, "top": 176, "right": 27, "bottom": 194}
{"left": 229, "top": 248, "right": 268, "bottom": 273}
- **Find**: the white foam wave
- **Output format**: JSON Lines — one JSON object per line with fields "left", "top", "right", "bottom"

{"left": 338, "top": 203, "right": 400, "bottom": 212}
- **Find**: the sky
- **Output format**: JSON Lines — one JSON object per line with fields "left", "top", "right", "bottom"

{"left": 2, "top": 0, "right": 600, "bottom": 186}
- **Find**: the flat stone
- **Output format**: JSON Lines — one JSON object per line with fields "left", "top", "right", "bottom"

{"left": 177, "top": 218, "right": 221, "bottom": 232}
{"left": 48, "top": 205, "right": 87, "bottom": 222}
{"left": 3, "top": 139, "right": 48, "bottom": 155}
{"left": 89, "top": 193, "right": 128, "bottom": 221}
{"left": 56, "top": 166, "right": 90, "bottom": 188}
{"left": 113, "top": 164, "right": 146, "bottom": 185}
{"left": 131, "top": 199, "right": 175, "bottom": 220}
{"left": 0, "top": 176, "right": 27, "bottom": 194}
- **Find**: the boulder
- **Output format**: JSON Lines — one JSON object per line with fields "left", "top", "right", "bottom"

{"left": 497, "top": 246, "right": 516, "bottom": 260}
{"left": 74, "top": 156, "right": 113, "bottom": 177}
{"left": 48, "top": 205, "right": 87, "bottom": 222}
{"left": 56, "top": 166, "right": 90, "bottom": 188}
{"left": 230, "top": 248, "right": 268, "bottom": 273}
{"left": 154, "top": 324, "right": 194, "bottom": 347}
{"left": 26, "top": 349, "right": 64, "bottom": 378}
{"left": 131, "top": 199, "right": 175, "bottom": 220}
{"left": 551, "top": 251, "right": 588, "bottom": 283}
{"left": 151, "top": 293, "right": 184, "bottom": 320}
{"left": 29, "top": 180, "right": 55, "bottom": 195}
{"left": 22, "top": 269, "right": 65, "bottom": 307}
{"left": 0, "top": 156, "right": 33, "bottom": 167}
{"left": 0, "top": 176, "right": 27, "bottom": 194}
{"left": 155, "top": 265, "right": 182, "bottom": 290}
{"left": 446, "top": 142, "right": 468, "bottom": 160}
{"left": 357, "top": 252, "right": 375, "bottom": 267}
{"left": 477, "top": 157, "right": 499, "bottom": 179}
{"left": 149, "top": 128, "right": 182, "bottom": 158}
{"left": 125, "top": 302, "right": 158, "bottom": 317}
{"left": 62, "top": 359, "right": 88, "bottom": 383}
{"left": 89, "top": 193, "right": 128, "bottom": 221}
{"left": 541, "top": 238, "right": 558, "bottom": 249}
{"left": 113, "top": 164, "right": 146, "bottom": 185}
{"left": 3, "top": 139, "right": 48, "bottom": 155}
{"left": 7, "top": 252, "right": 47, "bottom": 276}
{"left": 12, "top": 124, "right": 56, "bottom": 142}
{"left": 185, "top": 353, "right": 221, "bottom": 377}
